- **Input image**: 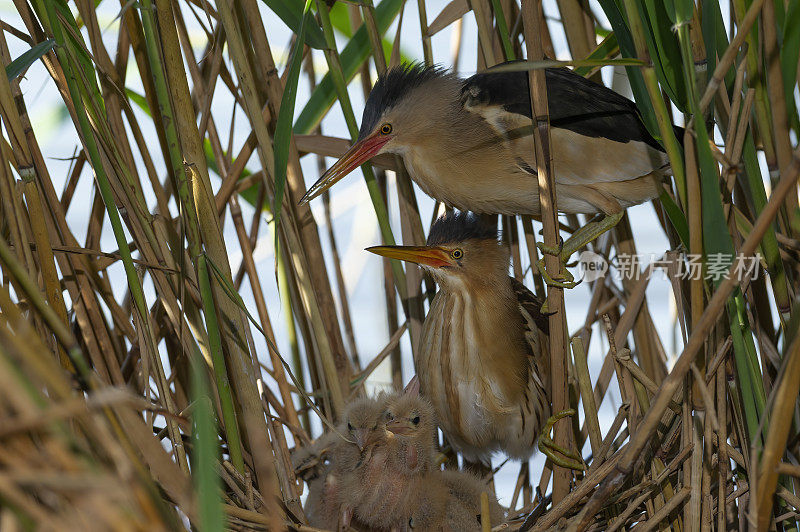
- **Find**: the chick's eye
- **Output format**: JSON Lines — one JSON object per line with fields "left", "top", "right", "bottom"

{"left": 412, "top": 416, "right": 421, "bottom": 425}
{"left": 380, "top": 123, "right": 392, "bottom": 135}
{"left": 451, "top": 248, "right": 463, "bottom": 259}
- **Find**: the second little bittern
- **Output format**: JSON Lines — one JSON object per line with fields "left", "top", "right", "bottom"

{"left": 368, "top": 212, "right": 579, "bottom": 466}
{"left": 302, "top": 62, "right": 679, "bottom": 287}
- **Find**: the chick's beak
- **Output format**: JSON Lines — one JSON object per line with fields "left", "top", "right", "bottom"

{"left": 299, "top": 131, "right": 393, "bottom": 205}
{"left": 386, "top": 419, "right": 411, "bottom": 435}
{"left": 353, "top": 429, "right": 370, "bottom": 451}
{"left": 366, "top": 245, "right": 453, "bottom": 268}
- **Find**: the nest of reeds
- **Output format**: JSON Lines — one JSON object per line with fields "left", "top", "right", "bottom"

{"left": 0, "top": 0, "right": 799, "bottom": 531}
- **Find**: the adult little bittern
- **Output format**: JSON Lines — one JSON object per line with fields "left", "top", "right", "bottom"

{"left": 367, "top": 212, "right": 579, "bottom": 467}
{"left": 301, "top": 62, "right": 678, "bottom": 287}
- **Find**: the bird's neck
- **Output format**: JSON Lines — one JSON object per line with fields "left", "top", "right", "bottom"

{"left": 395, "top": 101, "right": 515, "bottom": 214}
{"left": 434, "top": 277, "right": 530, "bottom": 387}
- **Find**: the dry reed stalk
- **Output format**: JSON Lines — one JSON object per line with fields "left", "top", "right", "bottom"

{"left": 0, "top": 0, "right": 798, "bottom": 529}
{"left": 307, "top": 42, "right": 360, "bottom": 370}
{"left": 615, "top": 218, "right": 667, "bottom": 384}
{"left": 520, "top": 0, "right": 573, "bottom": 504}
{"left": 755, "top": 330, "right": 800, "bottom": 530}
{"left": 579, "top": 148, "right": 800, "bottom": 528}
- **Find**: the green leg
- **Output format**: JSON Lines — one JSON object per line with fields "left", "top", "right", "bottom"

{"left": 537, "top": 409, "right": 585, "bottom": 471}
{"left": 536, "top": 211, "right": 624, "bottom": 289}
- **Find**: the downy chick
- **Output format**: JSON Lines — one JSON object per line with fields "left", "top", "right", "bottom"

{"left": 384, "top": 376, "right": 437, "bottom": 475}
{"left": 299, "top": 396, "right": 389, "bottom": 530}
{"left": 441, "top": 470, "right": 505, "bottom": 531}
{"left": 292, "top": 432, "right": 337, "bottom": 527}
{"left": 336, "top": 395, "right": 396, "bottom": 529}
{"left": 407, "top": 473, "right": 449, "bottom": 532}
{"left": 340, "top": 379, "right": 443, "bottom": 531}
{"left": 388, "top": 378, "right": 446, "bottom": 531}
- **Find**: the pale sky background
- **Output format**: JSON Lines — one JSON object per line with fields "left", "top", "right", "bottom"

{"left": 0, "top": 0, "right": 738, "bottom": 507}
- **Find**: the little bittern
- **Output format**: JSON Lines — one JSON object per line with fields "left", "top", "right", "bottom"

{"left": 302, "top": 62, "right": 679, "bottom": 286}
{"left": 383, "top": 378, "right": 437, "bottom": 475}
{"left": 441, "top": 469, "right": 505, "bottom": 530}
{"left": 297, "top": 385, "right": 509, "bottom": 530}
{"left": 368, "top": 212, "right": 562, "bottom": 465}
{"left": 296, "top": 396, "right": 389, "bottom": 529}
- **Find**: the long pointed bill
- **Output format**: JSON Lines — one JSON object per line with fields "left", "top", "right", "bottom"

{"left": 366, "top": 245, "right": 453, "bottom": 268}
{"left": 299, "top": 131, "right": 392, "bottom": 205}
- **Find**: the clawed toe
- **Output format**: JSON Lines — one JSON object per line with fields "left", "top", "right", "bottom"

{"left": 535, "top": 236, "right": 564, "bottom": 258}
{"left": 538, "top": 409, "right": 585, "bottom": 471}
{"left": 536, "top": 257, "right": 581, "bottom": 289}
{"left": 534, "top": 212, "right": 624, "bottom": 290}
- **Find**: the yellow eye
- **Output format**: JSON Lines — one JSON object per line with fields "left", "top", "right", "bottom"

{"left": 380, "top": 123, "right": 392, "bottom": 135}
{"left": 451, "top": 248, "right": 463, "bottom": 259}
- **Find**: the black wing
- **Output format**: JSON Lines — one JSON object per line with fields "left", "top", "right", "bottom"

{"left": 461, "top": 65, "right": 669, "bottom": 151}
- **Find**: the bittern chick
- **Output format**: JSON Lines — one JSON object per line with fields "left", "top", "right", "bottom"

{"left": 296, "top": 396, "right": 389, "bottom": 530}
{"left": 302, "top": 62, "right": 679, "bottom": 287}
{"left": 368, "top": 211, "right": 558, "bottom": 465}
{"left": 376, "top": 379, "right": 507, "bottom": 531}
{"left": 341, "top": 380, "right": 444, "bottom": 531}
{"left": 383, "top": 377, "right": 437, "bottom": 474}
{"left": 441, "top": 470, "right": 505, "bottom": 530}
{"left": 292, "top": 431, "right": 337, "bottom": 527}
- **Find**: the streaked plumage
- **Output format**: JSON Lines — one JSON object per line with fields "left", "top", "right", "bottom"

{"left": 368, "top": 212, "right": 551, "bottom": 464}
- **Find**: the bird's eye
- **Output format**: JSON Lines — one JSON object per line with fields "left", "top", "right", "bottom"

{"left": 380, "top": 123, "right": 392, "bottom": 135}
{"left": 412, "top": 416, "right": 421, "bottom": 425}
{"left": 451, "top": 248, "right": 464, "bottom": 259}
{"left": 347, "top": 422, "right": 354, "bottom": 431}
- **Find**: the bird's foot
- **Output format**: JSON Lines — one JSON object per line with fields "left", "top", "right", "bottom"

{"left": 536, "top": 235, "right": 564, "bottom": 258}
{"left": 536, "top": 211, "right": 625, "bottom": 289}
{"left": 536, "top": 256, "right": 579, "bottom": 289}
{"left": 536, "top": 237, "right": 581, "bottom": 289}
{"left": 538, "top": 409, "right": 585, "bottom": 471}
